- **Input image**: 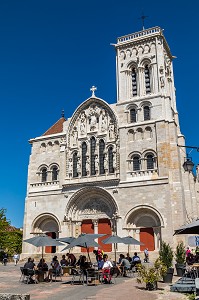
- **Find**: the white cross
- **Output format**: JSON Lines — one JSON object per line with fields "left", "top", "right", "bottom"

{"left": 90, "top": 86, "right": 97, "bottom": 97}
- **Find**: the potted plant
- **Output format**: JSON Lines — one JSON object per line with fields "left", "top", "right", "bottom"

{"left": 137, "top": 259, "right": 167, "bottom": 290}
{"left": 175, "top": 241, "right": 186, "bottom": 277}
{"left": 159, "top": 241, "right": 174, "bottom": 283}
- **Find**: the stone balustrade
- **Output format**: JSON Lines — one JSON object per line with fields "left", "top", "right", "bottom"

{"left": 117, "top": 27, "right": 161, "bottom": 43}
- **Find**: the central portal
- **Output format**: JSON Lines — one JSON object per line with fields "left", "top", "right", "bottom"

{"left": 81, "top": 218, "right": 112, "bottom": 252}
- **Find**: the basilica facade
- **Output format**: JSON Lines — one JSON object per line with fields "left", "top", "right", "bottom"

{"left": 22, "top": 26, "right": 199, "bottom": 257}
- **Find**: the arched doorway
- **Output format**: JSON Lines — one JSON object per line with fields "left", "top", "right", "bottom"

{"left": 33, "top": 214, "right": 59, "bottom": 254}
{"left": 65, "top": 187, "right": 118, "bottom": 253}
{"left": 125, "top": 206, "right": 163, "bottom": 251}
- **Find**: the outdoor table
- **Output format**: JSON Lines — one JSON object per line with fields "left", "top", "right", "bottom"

{"left": 62, "top": 266, "right": 73, "bottom": 276}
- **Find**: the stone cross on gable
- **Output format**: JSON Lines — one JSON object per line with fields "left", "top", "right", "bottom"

{"left": 90, "top": 86, "right": 97, "bottom": 97}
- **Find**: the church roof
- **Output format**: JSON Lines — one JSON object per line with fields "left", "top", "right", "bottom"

{"left": 42, "top": 117, "right": 66, "bottom": 136}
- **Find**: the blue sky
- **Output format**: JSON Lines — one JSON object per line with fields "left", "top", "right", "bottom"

{"left": 0, "top": 0, "right": 198, "bottom": 228}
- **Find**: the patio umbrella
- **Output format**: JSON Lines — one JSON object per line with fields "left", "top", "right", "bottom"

{"left": 24, "top": 234, "right": 64, "bottom": 260}
{"left": 122, "top": 236, "right": 144, "bottom": 253}
{"left": 61, "top": 233, "right": 102, "bottom": 262}
{"left": 174, "top": 219, "right": 199, "bottom": 235}
{"left": 57, "top": 237, "right": 75, "bottom": 244}
{"left": 102, "top": 235, "right": 125, "bottom": 263}
{"left": 122, "top": 236, "right": 144, "bottom": 245}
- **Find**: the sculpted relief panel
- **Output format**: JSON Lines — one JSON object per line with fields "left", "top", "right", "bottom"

{"left": 79, "top": 198, "right": 111, "bottom": 218}
{"left": 68, "top": 102, "right": 117, "bottom": 148}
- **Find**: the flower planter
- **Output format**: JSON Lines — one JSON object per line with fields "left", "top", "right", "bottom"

{"left": 146, "top": 281, "right": 158, "bottom": 290}
{"left": 175, "top": 263, "right": 186, "bottom": 277}
{"left": 163, "top": 267, "right": 174, "bottom": 283}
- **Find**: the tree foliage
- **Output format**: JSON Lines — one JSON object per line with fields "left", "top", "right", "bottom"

{"left": 0, "top": 208, "right": 22, "bottom": 257}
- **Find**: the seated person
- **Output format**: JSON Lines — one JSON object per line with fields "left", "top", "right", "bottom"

{"left": 23, "top": 257, "right": 36, "bottom": 282}
{"left": 66, "top": 253, "right": 76, "bottom": 266}
{"left": 60, "top": 255, "right": 69, "bottom": 266}
{"left": 186, "top": 252, "right": 195, "bottom": 265}
{"left": 37, "top": 258, "right": 48, "bottom": 271}
{"left": 126, "top": 253, "right": 132, "bottom": 263}
{"left": 35, "top": 258, "right": 48, "bottom": 281}
{"left": 118, "top": 254, "right": 131, "bottom": 277}
{"left": 46, "top": 256, "right": 61, "bottom": 281}
{"left": 132, "top": 252, "right": 141, "bottom": 267}
{"left": 102, "top": 254, "right": 113, "bottom": 283}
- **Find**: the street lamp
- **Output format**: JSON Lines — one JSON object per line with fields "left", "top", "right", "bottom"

{"left": 177, "top": 144, "right": 199, "bottom": 172}
{"left": 183, "top": 158, "right": 194, "bottom": 173}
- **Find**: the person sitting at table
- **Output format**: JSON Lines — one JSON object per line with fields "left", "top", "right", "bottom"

{"left": 23, "top": 257, "right": 37, "bottom": 283}
{"left": 186, "top": 252, "right": 195, "bottom": 265}
{"left": 46, "top": 256, "right": 61, "bottom": 282}
{"left": 118, "top": 254, "right": 131, "bottom": 277}
{"left": 60, "top": 255, "right": 69, "bottom": 266}
{"left": 126, "top": 253, "right": 132, "bottom": 263}
{"left": 66, "top": 253, "right": 76, "bottom": 266}
{"left": 37, "top": 258, "right": 48, "bottom": 271}
{"left": 35, "top": 258, "right": 48, "bottom": 281}
{"left": 102, "top": 254, "right": 113, "bottom": 283}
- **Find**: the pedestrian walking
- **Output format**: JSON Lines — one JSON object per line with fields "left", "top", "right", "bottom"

{"left": 144, "top": 248, "right": 149, "bottom": 263}
{"left": 13, "top": 253, "right": 19, "bottom": 266}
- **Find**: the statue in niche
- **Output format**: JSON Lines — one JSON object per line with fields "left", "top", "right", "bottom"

{"left": 101, "top": 109, "right": 107, "bottom": 132}
{"left": 95, "top": 155, "right": 99, "bottom": 171}
{"left": 108, "top": 121, "right": 115, "bottom": 140}
{"left": 113, "top": 152, "right": 116, "bottom": 169}
{"left": 89, "top": 105, "right": 98, "bottom": 131}
{"left": 80, "top": 112, "right": 86, "bottom": 135}
{"left": 68, "top": 158, "right": 73, "bottom": 176}
{"left": 160, "top": 76, "right": 165, "bottom": 87}
{"left": 104, "top": 153, "right": 108, "bottom": 170}
{"left": 71, "top": 127, "right": 78, "bottom": 146}
{"left": 77, "top": 157, "right": 81, "bottom": 175}
{"left": 86, "top": 156, "right": 90, "bottom": 175}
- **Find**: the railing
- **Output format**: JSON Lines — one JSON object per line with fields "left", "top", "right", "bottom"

{"left": 30, "top": 180, "right": 59, "bottom": 187}
{"left": 129, "top": 169, "right": 158, "bottom": 177}
{"left": 117, "top": 27, "right": 161, "bottom": 43}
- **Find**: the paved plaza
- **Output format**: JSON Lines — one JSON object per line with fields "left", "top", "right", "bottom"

{"left": 0, "top": 262, "right": 188, "bottom": 300}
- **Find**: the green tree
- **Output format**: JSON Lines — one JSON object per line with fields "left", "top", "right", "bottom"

{"left": 0, "top": 208, "right": 22, "bottom": 257}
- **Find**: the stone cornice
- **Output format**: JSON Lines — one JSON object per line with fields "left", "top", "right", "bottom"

{"left": 62, "top": 178, "right": 120, "bottom": 190}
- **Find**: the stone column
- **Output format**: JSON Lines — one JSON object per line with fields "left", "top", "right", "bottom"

{"left": 92, "top": 219, "right": 99, "bottom": 249}
{"left": 138, "top": 67, "right": 145, "bottom": 97}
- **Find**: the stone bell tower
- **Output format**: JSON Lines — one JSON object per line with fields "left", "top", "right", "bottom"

{"left": 115, "top": 26, "right": 177, "bottom": 121}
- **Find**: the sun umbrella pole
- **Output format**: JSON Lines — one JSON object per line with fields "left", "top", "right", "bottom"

{"left": 114, "top": 243, "right": 117, "bottom": 263}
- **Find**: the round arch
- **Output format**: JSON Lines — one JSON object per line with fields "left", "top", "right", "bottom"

{"left": 65, "top": 186, "right": 119, "bottom": 221}
{"left": 32, "top": 213, "right": 61, "bottom": 233}
{"left": 123, "top": 205, "right": 164, "bottom": 251}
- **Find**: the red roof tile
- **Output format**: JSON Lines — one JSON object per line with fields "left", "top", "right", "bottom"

{"left": 42, "top": 117, "right": 66, "bottom": 136}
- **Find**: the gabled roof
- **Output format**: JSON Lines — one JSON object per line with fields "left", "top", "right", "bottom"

{"left": 42, "top": 117, "right": 66, "bottom": 136}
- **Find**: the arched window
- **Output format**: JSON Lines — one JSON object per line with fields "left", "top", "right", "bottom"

{"left": 52, "top": 166, "right": 58, "bottom": 181}
{"left": 144, "top": 65, "right": 151, "bottom": 94}
{"left": 132, "top": 68, "right": 137, "bottom": 96}
{"left": 73, "top": 152, "right": 78, "bottom": 177}
{"left": 146, "top": 154, "right": 154, "bottom": 169}
{"left": 108, "top": 147, "right": 114, "bottom": 173}
{"left": 41, "top": 168, "right": 47, "bottom": 182}
{"left": 130, "top": 108, "right": 137, "bottom": 123}
{"left": 133, "top": 156, "right": 140, "bottom": 171}
{"left": 99, "top": 139, "right": 105, "bottom": 174}
{"left": 82, "top": 142, "right": 87, "bottom": 176}
{"left": 144, "top": 106, "right": 150, "bottom": 121}
{"left": 90, "top": 137, "right": 96, "bottom": 175}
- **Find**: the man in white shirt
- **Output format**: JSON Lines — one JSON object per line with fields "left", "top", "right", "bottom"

{"left": 13, "top": 253, "right": 19, "bottom": 266}
{"left": 102, "top": 254, "right": 113, "bottom": 283}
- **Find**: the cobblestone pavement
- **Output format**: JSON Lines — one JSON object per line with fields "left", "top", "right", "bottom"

{"left": 0, "top": 262, "right": 188, "bottom": 300}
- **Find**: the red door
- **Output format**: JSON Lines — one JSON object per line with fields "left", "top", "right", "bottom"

{"left": 140, "top": 228, "right": 155, "bottom": 251}
{"left": 81, "top": 220, "right": 94, "bottom": 252}
{"left": 98, "top": 219, "right": 112, "bottom": 252}
{"left": 45, "top": 232, "right": 56, "bottom": 253}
